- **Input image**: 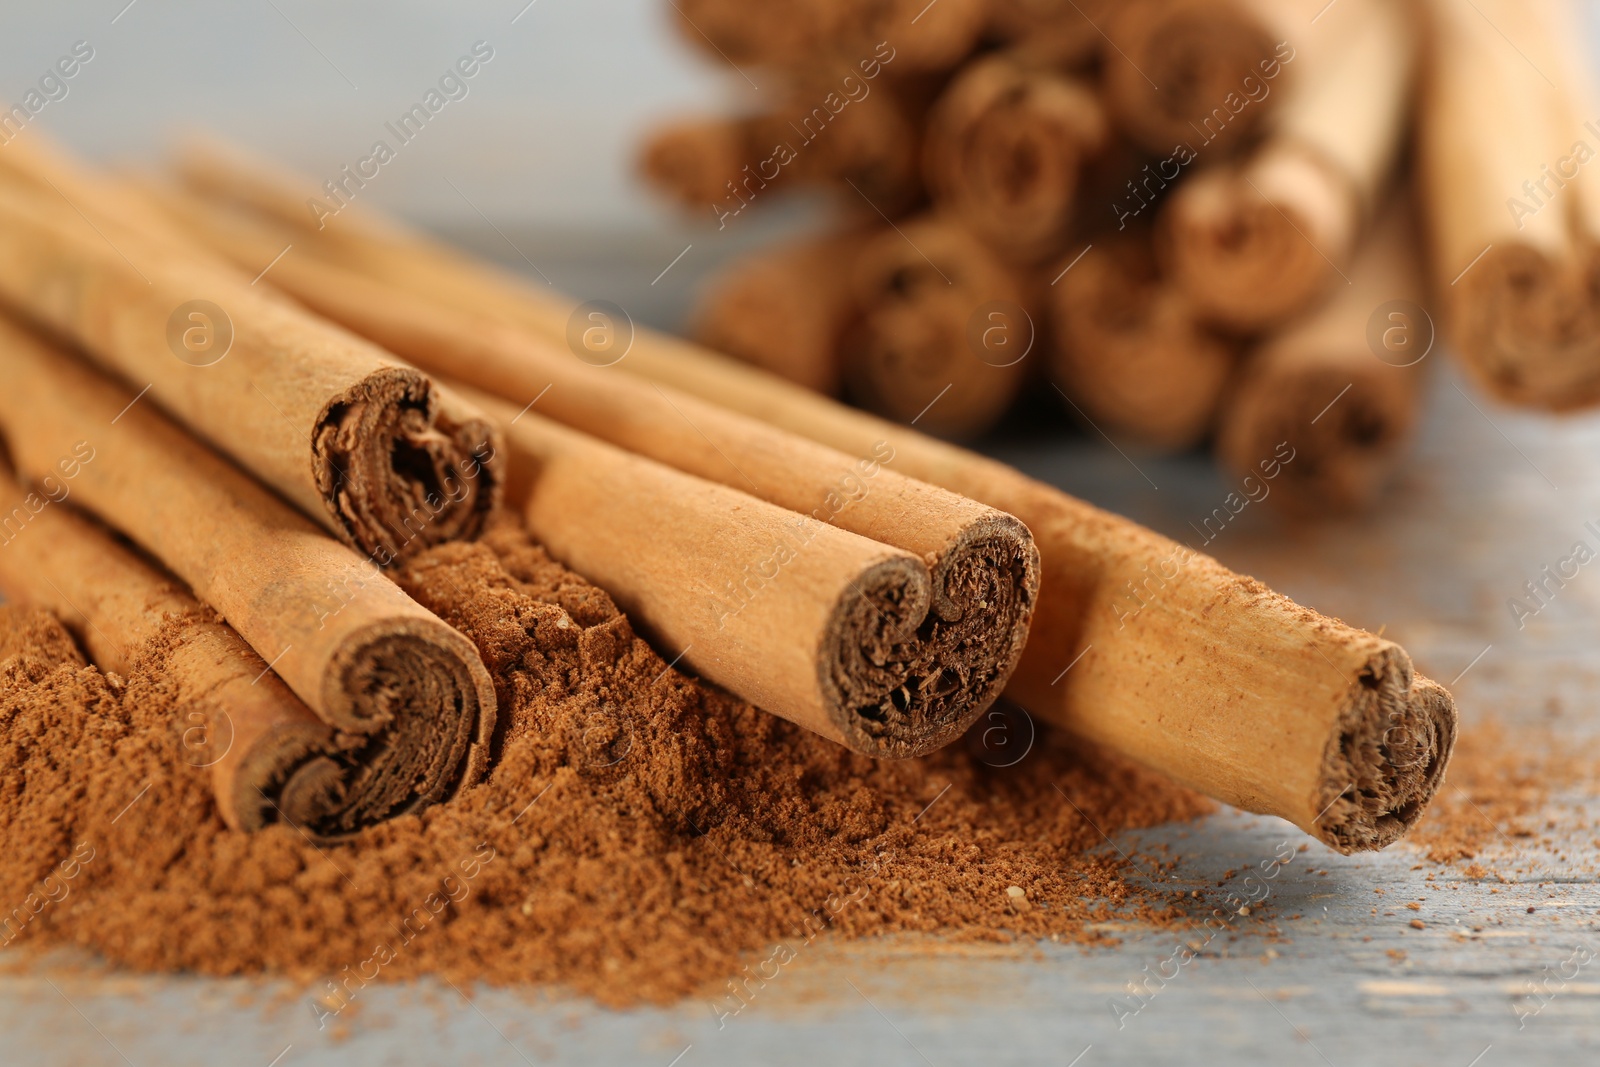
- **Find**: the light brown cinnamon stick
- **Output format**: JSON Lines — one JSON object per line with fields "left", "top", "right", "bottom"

{"left": 986, "top": 0, "right": 1115, "bottom": 68}
{"left": 1216, "top": 202, "right": 1428, "bottom": 516}
{"left": 831, "top": 0, "right": 989, "bottom": 73}
{"left": 164, "top": 143, "right": 1459, "bottom": 850}
{"left": 641, "top": 74, "right": 923, "bottom": 221}
{"left": 459, "top": 385, "right": 1026, "bottom": 757}
{"left": 0, "top": 153, "right": 499, "bottom": 566}
{"left": 0, "top": 462, "right": 342, "bottom": 833}
{"left": 690, "top": 228, "right": 873, "bottom": 394}
{"left": 1416, "top": 0, "right": 1600, "bottom": 408}
{"left": 1102, "top": 0, "right": 1290, "bottom": 158}
{"left": 637, "top": 116, "right": 756, "bottom": 213}
{"left": 0, "top": 319, "right": 497, "bottom": 837}
{"left": 840, "top": 217, "right": 1034, "bottom": 439}
{"left": 1159, "top": 0, "right": 1415, "bottom": 332}
{"left": 922, "top": 54, "right": 1109, "bottom": 262}
{"left": 1048, "top": 232, "right": 1236, "bottom": 451}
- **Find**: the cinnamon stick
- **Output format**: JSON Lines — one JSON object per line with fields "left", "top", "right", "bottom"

{"left": 460, "top": 385, "right": 1026, "bottom": 757}
{"left": 1416, "top": 0, "right": 1600, "bottom": 408}
{"left": 1048, "top": 232, "right": 1236, "bottom": 451}
{"left": 779, "top": 72, "right": 923, "bottom": 215}
{"left": 0, "top": 159, "right": 499, "bottom": 566}
{"left": 162, "top": 145, "right": 1457, "bottom": 850}
{"left": 922, "top": 54, "right": 1109, "bottom": 262}
{"left": 830, "top": 0, "right": 988, "bottom": 73}
{"left": 0, "top": 319, "right": 497, "bottom": 837}
{"left": 1216, "top": 202, "right": 1428, "bottom": 516}
{"left": 1160, "top": 0, "right": 1415, "bottom": 332}
{"left": 986, "top": 0, "right": 1115, "bottom": 68}
{"left": 690, "top": 228, "right": 873, "bottom": 394}
{"left": 840, "top": 217, "right": 1034, "bottom": 439}
{"left": 0, "top": 461, "right": 342, "bottom": 833}
{"left": 138, "top": 184, "right": 1040, "bottom": 758}
{"left": 1102, "top": 0, "right": 1288, "bottom": 158}
{"left": 637, "top": 115, "right": 756, "bottom": 213}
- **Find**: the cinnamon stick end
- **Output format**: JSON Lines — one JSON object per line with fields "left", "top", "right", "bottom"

{"left": 1311, "top": 650, "right": 1457, "bottom": 853}
{"left": 825, "top": 513, "right": 1038, "bottom": 759}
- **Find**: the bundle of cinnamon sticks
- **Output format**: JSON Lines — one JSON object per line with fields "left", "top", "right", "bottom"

{"left": 0, "top": 135, "right": 1043, "bottom": 831}
{"left": 644, "top": 0, "right": 1600, "bottom": 517}
{"left": 61, "top": 132, "right": 1454, "bottom": 855}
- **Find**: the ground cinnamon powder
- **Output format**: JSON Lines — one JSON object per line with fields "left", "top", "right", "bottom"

{"left": 0, "top": 522, "right": 1212, "bottom": 1008}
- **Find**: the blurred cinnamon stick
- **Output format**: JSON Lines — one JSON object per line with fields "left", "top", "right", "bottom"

{"left": 1416, "top": 0, "right": 1600, "bottom": 409}
{"left": 840, "top": 217, "right": 1034, "bottom": 439}
{"left": 922, "top": 54, "right": 1108, "bottom": 262}
{"left": 1102, "top": 0, "right": 1291, "bottom": 158}
{"left": 1217, "top": 202, "right": 1429, "bottom": 516}
{"left": 1161, "top": 0, "right": 1416, "bottom": 332}
{"left": 986, "top": 0, "right": 1115, "bottom": 68}
{"left": 1048, "top": 233, "right": 1236, "bottom": 450}
{"left": 690, "top": 228, "right": 872, "bottom": 394}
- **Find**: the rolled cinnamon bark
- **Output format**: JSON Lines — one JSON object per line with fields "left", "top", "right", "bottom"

{"left": 640, "top": 81, "right": 921, "bottom": 220}
{"left": 778, "top": 74, "right": 923, "bottom": 215}
{"left": 987, "top": 0, "right": 1115, "bottom": 68}
{"left": 1048, "top": 233, "right": 1236, "bottom": 451}
{"left": 834, "top": 0, "right": 989, "bottom": 73}
{"left": 922, "top": 55, "right": 1109, "bottom": 262}
{"left": 1160, "top": 0, "right": 1415, "bottom": 332}
{"left": 1217, "top": 203, "right": 1428, "bottom": 516}
{"left": 460, "top": 386, "right": 1023, "bottom": 757}
{"left": 1416, "top": 0, "right": 1600, "bottom": 409}
{"left": 163, "top": 146, "right": 1458, "bottom": 849}
{"left": 0, "top": 320, "right": 497, "bottom": 837}
{"left": 135, "top": 186, "right": 1039, "bottom": 759}
{"left": 841, "top": 217, "right": 1034, "bottom": 439}
{"left": 1102, "top": 0, "right": 1287, "bottom": 158}
{"left": 0, "top": 175, "right": 498, "bottom": 566}
{"left": 0, "top": 462, "right": 343, "bottom": 834}
{"left": 637, "top": 116, "right": 756, "bottom": 213}
{"left": 690, "top": 228, "right": 873, "bottom": 394}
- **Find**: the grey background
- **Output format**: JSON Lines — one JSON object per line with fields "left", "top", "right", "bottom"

{"left": 4, "top": 2, "right": 1600, "bottom": 1065}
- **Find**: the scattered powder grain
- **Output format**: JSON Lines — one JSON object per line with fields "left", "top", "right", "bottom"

{"left": 0, "top": 522, "right": 1212, "bottom": 1007}
{"left": 1408, "top": 716, "right": 1598, "bottom": 872}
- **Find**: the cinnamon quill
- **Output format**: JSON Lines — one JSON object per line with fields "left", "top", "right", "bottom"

{"left": 1161, "top": 0, "right": 1416, "bottom": 332}
{"left": 0, "top": 150, "right": 499, "bottom": 565}
{"left": 1217, "top": 202, "right": 1428, "bottom": 515}
{"left": 1416, "top": 0, "right": 1600, "bottom": 408}
{"left": 1048, "top": 232, "right": 1236, "bottom": 451}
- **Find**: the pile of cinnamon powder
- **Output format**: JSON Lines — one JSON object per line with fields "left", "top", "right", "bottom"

{"left": 0, "top": 522, "right": 1212, "bottom": 1006}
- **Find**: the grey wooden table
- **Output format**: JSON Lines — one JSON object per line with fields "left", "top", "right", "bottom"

{"left": 5, "top": 290, "right": 1600, "bottom": 1064}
